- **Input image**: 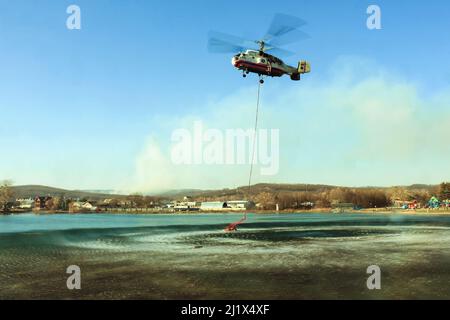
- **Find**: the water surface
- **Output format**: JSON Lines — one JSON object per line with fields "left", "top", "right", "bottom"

{"left": 1, "top": 213, "right": 449, "bottom": 299}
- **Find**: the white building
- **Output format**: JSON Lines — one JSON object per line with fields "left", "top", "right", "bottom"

{"left": 72, "top": 201, "right": 97, "bottom": 212}
{"left": 200, "top": 202, "right": 228, "bottom": 211}
{"left": 200, "top": 200, "right": 253, "bottom": 211}
{"left": 16, "top": 198, "right": 34, "bottom": 209}
{"left": 227, "top": 200, "right": 253, "bottom": 210}
{"left": 173, "top": 201, "right": 201, "bottom": 211}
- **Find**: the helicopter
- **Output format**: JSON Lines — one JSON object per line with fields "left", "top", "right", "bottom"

{"left": 208, "top": 13, "right": 311, "bottom": 84}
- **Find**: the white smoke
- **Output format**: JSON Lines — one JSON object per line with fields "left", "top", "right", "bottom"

{"left": 126, "top": 57, "right": 450, "bottom": 194}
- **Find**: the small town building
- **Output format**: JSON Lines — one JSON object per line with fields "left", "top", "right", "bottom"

{"left": 70, "top": 201, "right": 97, "bottom": 212}
{"left": 200, "top": 200, "right": 253, "bottom": 211}
{"left": 16, "top": 198, "right": 34, "bottom": 209}
{"left": 174, "top": 201, "right": 201, "bottom": 212}
{"left": 392, "top": 199, "right": 419, "bottom": 209}
{"left": 34, "top": 196, "right": 52, "bottom": 210}
{"left": 299, "top": 201, "right": 315, "bottom": 209}
{"left": 227, "top": 200, "right": 254, "bottom": 210}
{"left": 443, "top": 199, "right": 450, "bottom": 208}
{"left": 200, "top": 201, "right": 229, "bottom": 211}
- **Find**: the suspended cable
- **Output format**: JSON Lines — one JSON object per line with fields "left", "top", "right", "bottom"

{"left": 225, "top": 78, "right": 262, "bottom": 232}
{"left": 248, "top": 79, "right": 262, "bottom": 193}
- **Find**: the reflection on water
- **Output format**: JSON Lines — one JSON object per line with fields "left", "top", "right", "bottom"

{"left": 1, "top": 213, "right": 450, "bottom": 299}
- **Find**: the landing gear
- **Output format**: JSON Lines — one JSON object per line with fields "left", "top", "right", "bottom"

{"left": 241, "top": 71, "right": 264, "bottom": 84}
{"left": 259, "top": 75, "right": 264, "bottom": 84}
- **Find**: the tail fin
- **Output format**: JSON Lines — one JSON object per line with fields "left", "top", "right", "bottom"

{"left": 298, "top": 61, "right": 311, "bottom": 74}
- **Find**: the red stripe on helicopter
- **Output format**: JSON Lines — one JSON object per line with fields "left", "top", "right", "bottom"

{"left": 234, "top": 60, "right": 285, "bottom": 76}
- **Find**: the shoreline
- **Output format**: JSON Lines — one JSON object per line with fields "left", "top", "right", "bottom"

{"left": 4, "top": 208, "right": 450, "bottom": 216}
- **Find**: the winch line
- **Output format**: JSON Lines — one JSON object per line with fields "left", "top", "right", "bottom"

{"left": 224, "top": 79, "right": 262, "bottom": 232}
{"left": 248, "top": 80, "right": 262, "bottom": 193}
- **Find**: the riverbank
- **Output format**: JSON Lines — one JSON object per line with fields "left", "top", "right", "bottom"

{"left": 4, "top": 207, "right": 450, "bottom": 216}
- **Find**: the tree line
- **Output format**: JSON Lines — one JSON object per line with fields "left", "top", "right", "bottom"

{"left": 1, "top": 181, "right": 449, "bottom": 213}
{"left": 233, "top": 183, "right": 450, "bottom": 210}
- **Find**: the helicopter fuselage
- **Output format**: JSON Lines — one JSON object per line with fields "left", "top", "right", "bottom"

{"left": 232, "top": 50, "right": 308, "bottom": 81}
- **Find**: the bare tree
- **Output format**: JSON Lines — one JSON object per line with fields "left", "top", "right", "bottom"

{"left": 48, "top": 196, "right": 62, "bottom": 211}
{"left": 439, "top": 182, "right": 450, "bottom": 200}
{"left": 127, "top": 194, "right": 145, "bottom": 207}
{"left": 0, "top": 180, "right": 13, "bottom": 213}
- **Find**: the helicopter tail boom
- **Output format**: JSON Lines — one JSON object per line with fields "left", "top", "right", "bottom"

{"left": 298, "top": 60, "right": 311, "bottom": 74}
{"left": 289, "top": 60, "right": 311, "bottom": 81}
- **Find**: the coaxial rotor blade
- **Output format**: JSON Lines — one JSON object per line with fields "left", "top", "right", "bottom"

{"left": 207, "top": 31, "right": 256, "bottom": 53}
{"left": 264, "top": 45, "right": 295, "bottom": 57}
{"left": 266, "top": 28, "right": 310, "bottom": 47}
{"left": 208, "top": 38, "right": 246, "bottom": 53}
{"left": 264, "top": 13, "right": 308, "bottom": 43}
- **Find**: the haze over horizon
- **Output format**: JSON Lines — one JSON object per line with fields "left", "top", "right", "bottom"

{"left": 8, "top": 181, "right": 445, "bottom": 197}
{"left": 1, "top": 0, "right": 450, "bottom": 193}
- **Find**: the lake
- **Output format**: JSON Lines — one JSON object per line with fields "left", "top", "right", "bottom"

{"left": 1, "top": 213, "right": 450, "bottom": 299}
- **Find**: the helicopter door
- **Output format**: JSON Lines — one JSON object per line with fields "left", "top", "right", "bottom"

{"left": 260, "top": 58, "right": 272, "bottom": 73}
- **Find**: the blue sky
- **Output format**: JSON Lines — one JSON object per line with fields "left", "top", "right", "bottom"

{"left": 0, "top": 0, "right": 450, "bottom": 192}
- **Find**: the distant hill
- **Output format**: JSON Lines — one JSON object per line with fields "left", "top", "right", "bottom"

{"left": 156, "top": 189, "right": 207, "bottom": 197}
{"left": 10, "top": 183, "right": 440, "bottom": 201}
{"left": 155, "top": 183, "right": 440, "bottom": 200}
{"left": 403, "top": 184, "right": 438, "bottom": 191}
{"left": 11, "top": 185, "right": 125, "bottom": 200}
{"left": 152, "top": 183, "right": 340, "bottom": 200}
